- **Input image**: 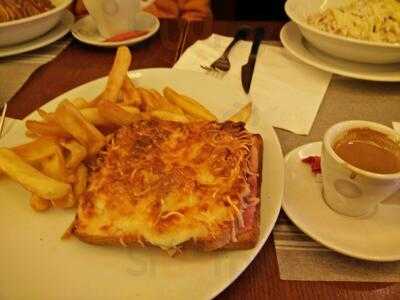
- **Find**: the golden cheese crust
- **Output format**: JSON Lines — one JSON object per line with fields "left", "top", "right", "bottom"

{"left": 73, "top": 120, "right": 263, "bottom": 253}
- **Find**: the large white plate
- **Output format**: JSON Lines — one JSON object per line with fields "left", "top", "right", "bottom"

{"left": 283, "top": 142, "right": 400, "bottom": 261}
{"left": 0, "top": 10, "right": 73, "bottom": 58}
{"left": 0, "top": 68, "right": 284, "bottom": 300}
{"left": 280, "top": 22, "right": 400, "bottom": 82}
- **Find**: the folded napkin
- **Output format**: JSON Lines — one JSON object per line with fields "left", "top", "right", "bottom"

{"left": 174, "top": 34, "right": 332, "bottom": 135}
{"left": 0, "top": 38, "right": 71, "bottom": 105}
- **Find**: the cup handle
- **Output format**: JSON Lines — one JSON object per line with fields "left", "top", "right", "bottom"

{"left": 382, "top": 188, "right": 400, "bottom": 205}
{"left": 140, "top": 0, "right": 155, "bottom": 9}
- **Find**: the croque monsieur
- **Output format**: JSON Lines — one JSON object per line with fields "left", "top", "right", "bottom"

{"left": 72, "top": 120, "right": 263, "bottom": 253}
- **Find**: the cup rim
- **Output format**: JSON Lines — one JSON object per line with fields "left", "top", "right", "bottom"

{"left": 323, "top": 120, "right": 400, "bottom": 180}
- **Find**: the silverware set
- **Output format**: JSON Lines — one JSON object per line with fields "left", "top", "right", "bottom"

{"left": 201, "top": 26, "right": 265, "bottom": 94}
{"left": 201, "top": 26, "right": 251, "bottom": 72}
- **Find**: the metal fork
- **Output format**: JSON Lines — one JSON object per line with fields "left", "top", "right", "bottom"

{"left": 201, "top": 26, "right": 251, "bottom": 72}
{"left": 0, "top": 103, "right": 8, "bottom": 139}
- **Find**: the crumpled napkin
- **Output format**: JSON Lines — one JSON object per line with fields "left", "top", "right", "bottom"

{"left": 174, "top": 34, "right": 332, "bottom": 135}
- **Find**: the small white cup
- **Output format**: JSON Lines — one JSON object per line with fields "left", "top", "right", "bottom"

{"left": 321, "top": 120, "right": 400, "bottom": 217}
{"left": 82, "top": 0, "right": 154, "bottom": 38}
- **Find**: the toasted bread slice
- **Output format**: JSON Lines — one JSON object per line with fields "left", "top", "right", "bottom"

{"left": 72, "top": 120, "right": 262, "bottom": 253}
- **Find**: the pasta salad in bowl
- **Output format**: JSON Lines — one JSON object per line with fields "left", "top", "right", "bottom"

{"left": 285, "top": 0, "right": 400, "bottom": 64}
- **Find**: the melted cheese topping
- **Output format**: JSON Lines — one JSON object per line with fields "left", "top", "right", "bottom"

{"left": 75, "top": 120, "right": 257, "bottom": 249}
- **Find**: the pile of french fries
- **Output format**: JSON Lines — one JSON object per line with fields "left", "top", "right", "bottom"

{"left": 0, "top": 46, "right": 252, "bottom": 212}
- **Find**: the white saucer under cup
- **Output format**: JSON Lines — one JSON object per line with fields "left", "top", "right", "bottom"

{"left": 283, "top": 142, "right": 400, "bottom": 261}
{"left": 71, "top": 12, "right": 160, "bottom": 47}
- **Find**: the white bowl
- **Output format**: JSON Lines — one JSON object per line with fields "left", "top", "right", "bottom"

{"left": 0, "top": 0, "right": 72, "bottom": 47}
{"left": 285, "top": 0, "right": 400, "bottom": 64}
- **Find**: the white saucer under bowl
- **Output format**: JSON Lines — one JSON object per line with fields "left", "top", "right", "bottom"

{"left": 0, "top": 10, "right": 73, "bottom": 58}
{"left": 280, "top": 22, "right": 400, "bottom": 82}
{"left": 283, "top": 142, "right": 400, "bottom": 261}
{"left": 71, "top": 12, "right": 160, "bottom": 47}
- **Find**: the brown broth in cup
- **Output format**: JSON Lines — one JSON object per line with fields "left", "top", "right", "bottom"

{"left": 333, "top": 128, "right": 400, "bottom": 174}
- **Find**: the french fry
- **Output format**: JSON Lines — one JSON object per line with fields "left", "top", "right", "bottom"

{"left": 228, "top": 102, "right": 252, "bottom": 123}
{"left": 98, "top": 100, "right": 141, "bottom": 126}
{"left": 147, "top": 89, "right": 165, "bottom": 109}
{"left": 51, "top": 192, "right": 75, "bottom": 209}
{"left": 117, "top": 90, "right": 124, "bottom": 102}
{"left": 98, "top": 46, "right": 132, "bottom": 102}
{"left": 60, "top": 139, "right": 87, "bottom": 170}
{"left": 149, "top": 89, "right": 163, "bottom": 102}
{"left": 122, "top": 75, "right": 141, "bottom": 106}
{"left": 40, "top": 147, "right": 74, "bottom": 183}
{"left": 25, "top": 130, "right": 36, "bottom": 139}
{"left": 89, "top": 93, "right": 104, "bottom": 107}
{"left": 137, "top": 87, "right": 157, "bottom": 111}
{"left": 0, "top": 148, "right": 71, "bottom": 200}
{"left": 161, "top": 99, "right": 185, "bottom": 114}
{"left": 138, "top": 88, "right": 182, "bottom": 113}
{"left": 37, "top": 109, "right": 56, "bottom": 123}
{"left": 55, "top": 100, "right": 106, "bottom": 156}
{"left": 150, "top": 110, "right": 189, "bottom": 123}
{"left": 162, "top": 99, "right": 185, "bottom": 114}
{"left": 163, "top": 87, "right": 217, "bottom": 121}
{"left": 73, "top": 164, "right": 88, "bottom": 199}
{"left": 13, "top": 137, "right": 59, "bottom": 163}
{"left": 119, "top": 104, "right": 140, "bottom": 115}
{"left": 148, "top": 89, "right": 185, "bottom": 114}
{"left": 26, "top": 120, "right": 70, "bottom": 138}
{"left": 80, "top": 107, "right": 110, "bottom": 127}
{"left": 71, "top": 97, "right": 90, "bottom": 109}
{"left": 30, "top": 194, "right": 51, "bottom": 212}
{"left": 80, "top": 105, "right": 140, "bottom": 127}
{"left": 185, "top": 114, "right": 202, "bottom": 122}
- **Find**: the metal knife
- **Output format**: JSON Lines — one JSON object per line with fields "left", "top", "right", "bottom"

{"left": 241, "top": 27, "right": 265, "bottom": 94}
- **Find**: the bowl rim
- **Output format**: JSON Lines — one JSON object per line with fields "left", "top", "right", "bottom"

{"left": 0, "top": 0, "right": 73, "bottom": 28}
{"left": 284, "top": 0, "right": 400, "bottom": 49}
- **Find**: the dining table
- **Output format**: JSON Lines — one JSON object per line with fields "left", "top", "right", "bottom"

{"left": 4, "top": 18, "right": 400, "bottom": 300}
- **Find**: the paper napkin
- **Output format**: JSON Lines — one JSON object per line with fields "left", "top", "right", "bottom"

{"left": 174, "top": 34, "right": 332, "bottom": 135}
